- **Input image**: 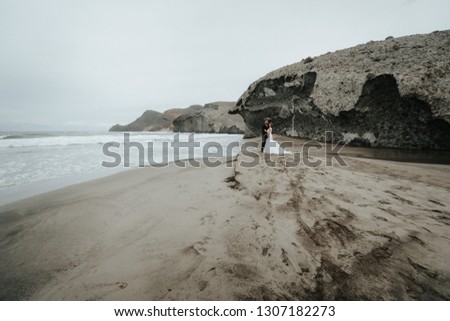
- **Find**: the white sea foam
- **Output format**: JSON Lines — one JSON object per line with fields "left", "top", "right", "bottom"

{"left": 0, "top": 132, "right": 172, "bottom": 148}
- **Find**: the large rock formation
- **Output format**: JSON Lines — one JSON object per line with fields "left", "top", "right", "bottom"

{"left": 173, "top": 101, "right": 250, "bottom": 134}
{"left": 231, "top": 30, "right": 450, "bottom": 149}
{"left": 109, "top": 105, "right": 203, "bottom": 132}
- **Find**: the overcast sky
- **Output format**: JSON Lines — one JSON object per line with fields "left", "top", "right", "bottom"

{"left": 1, "top": 0, "right": 449, "bottom": 130}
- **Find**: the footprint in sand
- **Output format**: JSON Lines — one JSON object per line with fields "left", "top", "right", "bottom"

{"left": 428, "top": 199, "right": 445, "bottom": 206}
{"left": 431, "top": 214, "right": 450, "bottom": 226}
{"left": 198, "top": 280, "right": 209, "bottom": 291}
{"left": 281, "top": 248, "right": 291, "bottom": 266}
{"left": 371, "top": 246, "right": 393, "bottom": 261}
{"left": 407, "top": 257, "right": 438, "bottom": 279}
{"left": 92, "top": 281, "right": 128, "bottom": 295}
{"left": 408, "top": 234, "right": 426, "bottom": 246}
{"left": 189, "top": 236, "right": 210, "bottom": 254}
{"left": 200, "top": 211, "right": 217, "bottom": 225}
{"left": 385, "top": 191, "right": 414, "bottom": 206}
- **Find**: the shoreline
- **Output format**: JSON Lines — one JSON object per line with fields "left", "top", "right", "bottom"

{"left": 0, "top": 166, "right": 131, "bottom": 207}
{"left": 0, "top": 131, "right": 244, "bottom": 207}
{"left": 0, "top": 137, "right": 449, "bottom": 300}
{"left": 2, "top": 134, "right": 449, "bottom": 208}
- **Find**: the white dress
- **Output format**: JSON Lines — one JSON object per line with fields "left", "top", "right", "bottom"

{"left": 263, "top": 131, "right": 291, "bottom": 155}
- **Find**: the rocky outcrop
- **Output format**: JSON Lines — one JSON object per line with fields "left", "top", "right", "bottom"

{"left": 173, "top": 101, "right": 250, "bottom": 134}
{"left": 232, "top": 30, "right": 450, "bottom": 149}
{"left": 164, "top": 105, "right": 203, "bottom": 123}
{"left": 110, "top": 102, "right": 249, "bottom": 134}
{"left": 109, "top": 105, "right": 203, "bottom": 132}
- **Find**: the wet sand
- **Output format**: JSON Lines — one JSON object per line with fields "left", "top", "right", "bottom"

{"left": 274, "top": 135, "right": 450, "bottom": 165}
{"left": 0, "top": 137, "right": 449, "bottom": 300}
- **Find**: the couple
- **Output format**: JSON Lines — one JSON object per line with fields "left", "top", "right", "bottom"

{"left": 261, "top": 118, "right": 291, "bottom": 155}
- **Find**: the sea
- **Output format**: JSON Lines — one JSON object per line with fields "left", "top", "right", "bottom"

{"left": 0, "top": 131, "right": 244, "bottom": 206}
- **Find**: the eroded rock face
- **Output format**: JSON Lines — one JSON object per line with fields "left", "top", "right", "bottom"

{"left": 173, "top": 102, "right": 250, "bottom": 135}
{"left": 232, "top": 30, "right": 450, "bottom": 149}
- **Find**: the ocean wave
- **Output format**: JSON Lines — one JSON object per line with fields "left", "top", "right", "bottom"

{"left": 2, "top": 135, "right": 25, "bottom": 139}
{"left": 0, "top": 133, "right": 113, "bottom": 148}
{"left": 1, "top": 133, "right": 54, "bottom": 140}
{"left": 0, "top": 132, "right": 243, "bottom": 148}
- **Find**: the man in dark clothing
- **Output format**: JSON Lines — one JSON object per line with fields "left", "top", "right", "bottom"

{"left": 261, "top": 118, "right": 269, "bottom": 152}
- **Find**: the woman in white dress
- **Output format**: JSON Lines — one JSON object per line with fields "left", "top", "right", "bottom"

{"left": 263, "top": 121, "right": 291, "bottom": 155}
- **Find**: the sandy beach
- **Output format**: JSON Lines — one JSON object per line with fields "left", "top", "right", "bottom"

{"left": 0, "top": 137, "right": 449, "bottom": 300}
